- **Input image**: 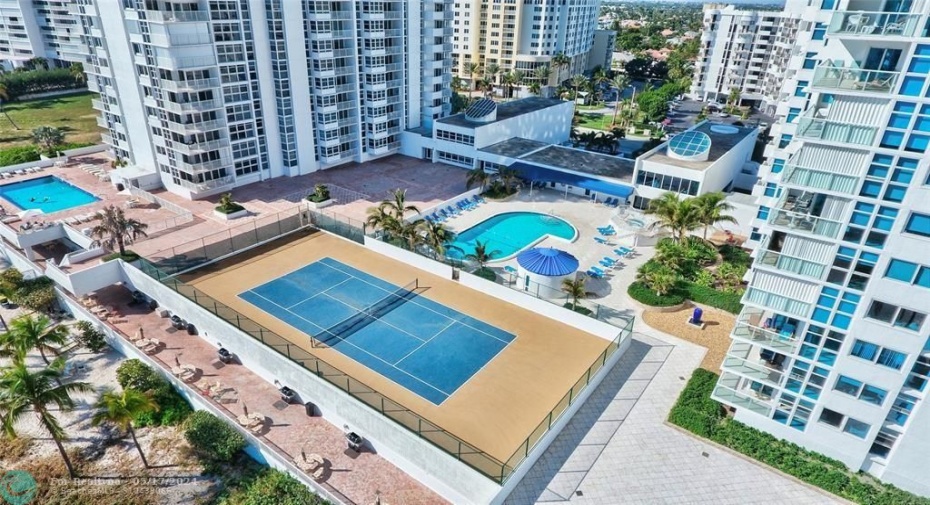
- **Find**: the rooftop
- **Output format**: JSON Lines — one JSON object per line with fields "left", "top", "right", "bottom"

{"left": 519, "top": 146, "right": 636, "bottom": 183}
{"left": 641, "top": 121, "right": 759, "bottom": 170}
{"left": 479, "top": 137, "right": 550, "bottom": 158}
{"left": 436, "top": 97, "right": 565, "bottom": 129}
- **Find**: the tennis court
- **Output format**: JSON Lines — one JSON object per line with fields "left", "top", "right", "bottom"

{"left": 239, "top": 257, "right": 516, "bottom": 404}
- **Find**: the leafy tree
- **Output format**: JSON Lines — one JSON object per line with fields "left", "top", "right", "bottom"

{"left": 383, "top": 188, "right": 420, "bottom": 220}
{"left": 32, "top": 126, "right": 65, "bottom": 155}
{"left": 561, "top": 276, "right": 587, "bottom": 311}
{"left": 0, "top": 82, "right": 7, "bottom": 101}
{"left": 92, "top": 388, "right": 159, "bottom": 467}
{"left": 464, "top": 62, "right": 480, "bottom": 92}
{"left": 551, "top": 52, "right": 571, "bottom": 82}
{"left": 636, "top": 91, "right": 669, "bottom": 122}
{"left": 90, "top": 205, "right": 149, "bottom": 256}
{"left": 570, "top": 74, "right": 588, "bottom": 103}
{"left": 693, "top": 192, "right": 738, "bottom": 240}
{"left": 644, "top": 192, "right": 701, "bottom": 242}
{"left": 69, "top": 63, "right": 86, "bottom": 85}
{"left": 464, "top": 166, "right": 489, "bottom": 190}
{"left": 636, "top": 264, "right": 679, "bottom": 296}
{"left": 218, "top": 468, "right": 326, "bottom": 505}
{"left": 184, "top": 411, "right": 246, "bottom": 463}
{"left": 484, "top": 62, "right": 501, "bottom": 85}
{"left": 420, "top": 220, "right": 450, "bottom": 259}
{"left": 74, "top": 320, "right": 107, "bottom": 353}
{"left": 533, "top": 64, "right": 552, "bottom": 88}
{"left": 728, "top": 87, "right": 742, "bottom": 107}
{"left": 0, "top": 357, "right": 93, "bottom": 478}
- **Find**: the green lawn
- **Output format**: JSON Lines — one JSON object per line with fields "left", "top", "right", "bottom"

{"left": 575, "top": 113, "right": 617, "bottom": 131}
{"left": 0, "top": 91, "right": 103, "bottom": 149}
{"left": 576, "top": 102, "right": 607, "bottom": 111}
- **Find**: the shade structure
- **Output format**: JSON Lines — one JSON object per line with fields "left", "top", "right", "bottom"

{"left": 516, "top": 247, "right": 579, "bottom": 277}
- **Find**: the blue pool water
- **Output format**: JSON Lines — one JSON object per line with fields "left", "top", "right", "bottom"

{"left": 0, "top": 176, "right": 99, "bottom": 213}
{"left": 446, "top": 211, "right": 577, "bottom": 261}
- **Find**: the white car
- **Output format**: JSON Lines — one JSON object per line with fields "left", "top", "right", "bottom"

{"left": 716, "top": 111, "right": 730, "bottom": 118}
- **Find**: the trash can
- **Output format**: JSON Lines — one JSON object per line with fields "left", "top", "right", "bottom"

{"left": 305, "top": 401, "right": 316, "bottom": 417}
{"left": 280, "top": 386, "right": 296, "bottom": 404}
{"left": 346, "top": 432, "right": 363, "bottom": 453}
{"left": 217, "top": 347, "right": 232, "bottom": 364}
{"left": 186, "top": 323, "right": 197, "bottom": 335}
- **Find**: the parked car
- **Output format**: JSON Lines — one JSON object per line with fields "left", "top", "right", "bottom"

{"left": 716, "top": 111, "right": 730, "bottom": 118}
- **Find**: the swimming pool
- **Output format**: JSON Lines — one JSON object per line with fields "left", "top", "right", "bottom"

{"left": 446, "top": 212, "right": 577, "bottom": 261}
{"left": 0, "top": 176, "right": 99, "bottom": 213}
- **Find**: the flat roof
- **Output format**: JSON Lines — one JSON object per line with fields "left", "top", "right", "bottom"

{"left": 641, "top": 121, "right": 758, "bottom": 171}
{"left": 519, "top": 145, "right": 636, "bottom": 183}
{"left": 479, "top": 137, "right": 549, "bottom": 158}
{"left": 436, "top": 97, "right": 565, "bottom": 129}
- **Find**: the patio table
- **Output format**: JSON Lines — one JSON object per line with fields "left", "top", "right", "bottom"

{"left": 134, "top": 338, "right": 151, "bottom": 348}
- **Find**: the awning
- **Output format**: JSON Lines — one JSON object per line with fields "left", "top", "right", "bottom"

{"left": 509, "top": 162, "right": 635, "bottom": 199}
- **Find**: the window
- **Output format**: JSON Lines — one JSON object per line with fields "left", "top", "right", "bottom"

{"left": 818, "top": 408, "right": 843, "bottom": 427}
{"left": 795, "top": 81, "right": 809, "bottom": 97}
{"left": 435, "top": 129, "right": 475, "bottom": 146}
{"left": 866, "top": 300, "right": 926, "bottom": 332}
{"left": 787, "top": 108, "right": 801, "bottom": 123}
{"left": 833, "top": 375, "right": 886, "bottom": 406}
{"left": 833, "top": 375, "right": 861, "bottom": 396}
{"left": 636, "top": 171, "right": 699, "bottom": 196}
{"left": 812, "top": 23, "right": 827, "bottom": 40}
{"left": 757, "top": 206, "right": 770, "bottom": 220}
{"left": 869, "top": 428, "right": 899, "bottom": 459}
{"left": 905, "top": 355, "right": 930, "bottom": 392}
{"left": 803, "top": 52, "right": 817, "bottom": 70}
{"left": 778, "top": 134, "right": 793, "bottom": 149}
{"left": 886, "top": 394, "right": 917, "bottom": 427}
{"left": 843, "top": 418, "right": 870, "bottom": 439}
{"left": 851, "top": 339, "right": 907, "bottom": 370}
{"left": 905, "top": 213, "right": 930, "bottom": 238}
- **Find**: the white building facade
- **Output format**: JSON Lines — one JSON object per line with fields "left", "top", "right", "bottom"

{"left": 70, "top": 0, "right": 452, "bottom": 199}
{"left": 713, "top": 0, "right": 930, "bottom": 496}
{"left": 0, "top": 0, "right": 83, "bottom": 66}
{"left": 690, "top": 4, "right": 801, "bottom": 114}
{"left": 451, "top": 0, "right": 600, "bottom": 92}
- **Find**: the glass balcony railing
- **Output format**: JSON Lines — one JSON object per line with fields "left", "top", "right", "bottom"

{"left": 828, "top": 10, "right": 921, "bottom": 37}
{"left": 812, "top": 64, "right": 900, "bottom": 95}
{"left": 731, "top": 307, "right": 803, "bottom": 354}
{"left": 781, "top": 163, "right": 860, "bottom": 194}
{"left": 722, "top": 355, "right": 785, "bottom": 388}
{"left": 768, "top": 205, "right": 844, "bottom": 239}
{"left": 755, "top": 249, "right": 827, "bottom": 281}
{"left": 713, "top": 382, "right": 773, "bottom": 417}
{"left": 796, "top": 114, "right": 878, "bottom": 147}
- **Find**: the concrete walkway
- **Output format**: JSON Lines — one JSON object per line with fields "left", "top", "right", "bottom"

{"left": 504, "top": 329, "right": 842, "bottom": 505}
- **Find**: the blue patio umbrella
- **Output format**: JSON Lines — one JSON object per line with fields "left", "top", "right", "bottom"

{"left": 516, "top": 247, "right": 579, "bottom": 277}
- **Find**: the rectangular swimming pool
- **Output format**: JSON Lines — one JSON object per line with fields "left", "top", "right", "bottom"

{"left": 0, "top": 176, "right": 99, "bottom": 213}
{"left": 238, "top": 257, "right": 516, "bottom": 405}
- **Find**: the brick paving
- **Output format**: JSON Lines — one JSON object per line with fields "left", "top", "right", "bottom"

{"left": 90, "top": 284, "right": 447, "bottom": 505}
{"left": 503, "top": 330, "right": 842, "bottom": 505}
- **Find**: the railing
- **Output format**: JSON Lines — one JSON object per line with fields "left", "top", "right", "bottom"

{"left": 812, "top": 63, "right": 900, "bottom": 95}
{"left": 755, "top": 248, "right": 827, "bottom": 280}
{"left": 141, "top": 208, "right": 633, "bottom": 484}
{"left": 713, "top": 381, "right": 773, "bottom": 417}
{"left": 767, "top": 206, "right": 843, "bottom": 239}
{"left": 731, "top": 308, "right": 801, "bottom": 354}
{"left": 131, "top": 9, "right": 211, "bottom": 23}
{"left": 721, "top": 354, "right": 785, "bottom": 388}
{"left": 828, "top": 10, "right": 921, "bottom": 37}
{"left": 126, "top": 187, "right": 195, "bottom": 235}
{"left": 781, "top": 163, "right": 859, "bottom": 194}
{"left": 796, "top": 113, "right": 878, "bottom": 147}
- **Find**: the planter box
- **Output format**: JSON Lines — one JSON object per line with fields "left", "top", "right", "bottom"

{"left": 306, "top": 198, "right": 333, "bottom": 210}
{"left": 213, "top": 208, "right": 249, "bottom": 221}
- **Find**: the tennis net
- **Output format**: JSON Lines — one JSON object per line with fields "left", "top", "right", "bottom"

{"left": 313, "top": 279, "right": 419, "bottom": 347}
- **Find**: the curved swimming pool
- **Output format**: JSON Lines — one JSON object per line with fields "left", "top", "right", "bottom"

{"left": 446, "top": 211, "right": 577, "bottom": 261}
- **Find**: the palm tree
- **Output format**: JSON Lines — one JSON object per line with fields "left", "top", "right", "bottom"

{"left": 90, "top": 205, "right": 149, "bottom": 257}
{"left": 91, "top": 388, "right": 159, "bottom": 468}
{"left": 609, "top": 74, "right": 630, "bottom": 127}
{"left": 464, "top": 62, "right": 480, "bottom": 96}
{"left": 397, "top": 220, "right": 422, "bottom": 251}
{"left": 2, "top": 314, "right": 69, "bottom": 365}
{"left": 32, "top": 126, "right": 65, "bottom": 154}
{"left": 465, "top": 240, "right": 500, "bottom": 272}
{"left": 561, "top": 276, "right": 587, "bottom": 311}
{"left": 533, "top": 64, "right": 552, "bottom": 89}
{"left": 528, "top": 81, "right": 541, "bottom": 96}
{"left": 465, "top": 166, "right": 489, "bottom": 190}
{"left": 513, "top": 70, "right": 525, "bottom": 94}
{"left": 636, "top": 265, "right": 678, "bottom": 296}
{"left": 365, "top": 205, "right": 400, "bottom": 236}
{"left": 497, "top": 167, "right": 520, "bottom": 194}
{"left": 570, "top": 74, "right": 588, "bottom": 104}
{"left": 0, "top": 358, "right": 93, "bottom": 478}
{"left": 419, "top": 220, "right": 450, "bottom": 259}
{"left": 551, "top": 52, "right": 571, "bottom": 83}
{"left": 69, "top": 62, "right": 86, "bottom": 85}
{"left": 693, "top": 192, "right": 738, "bottom": 240}
{"left": 644, "top": 192, "right": 701, "bottom": 242}
{"left": 591, "top": 67, "right": 609, "bottom": 101}
{"left": 484, "top": 62, "right": 501, "bottom": 87}
{"left": 501, "top": 72, "right": 517, "bottom": 100}
{"left": 383, "top": 188, "right": 419, "bottom": 220}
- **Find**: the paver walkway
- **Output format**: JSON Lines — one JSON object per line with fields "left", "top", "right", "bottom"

{"left": 504, "top": 331, "right": 843, "bottom": 505}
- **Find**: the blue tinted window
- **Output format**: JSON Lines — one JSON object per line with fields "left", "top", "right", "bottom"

{"left": 886, "top": 260, "right": 918, "bottom": 282}
{"left": 906, "top": 134, "right": 929, "bottom": 153}
{"left": 860, "top": 181, "right": 882, "bottom": 197}
{"left": 881, "top": 131, "right": 904, "bottom": 148}
{"left": 851, "top": 340, "right": 878, "bottom": 360}
{"left": 877, "top": 349, "right": 906, "bottom": 370}
{"left": 905, "top": 213, "right": 930, "bottom": 237}
{"left": 900, "top": 76, "right": 926, "bottom": 97}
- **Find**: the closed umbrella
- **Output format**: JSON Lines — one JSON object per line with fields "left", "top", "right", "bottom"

{"left": 135, "top": 326, "right": 144, "bottom": 341}
{"left": 174, "top": 355, "right": 180, "bottom": 367}
{"left": 242, "top": 402, "right": 249, "bottom": 416}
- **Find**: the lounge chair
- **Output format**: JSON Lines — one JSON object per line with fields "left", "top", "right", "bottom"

{"left": 602, "top": 257, "right": 618, "bottom": 265}
{"left": 474, "top": 195, "right": 486, "bottom": 204}
{"left": 461, "top": 199, "right": 475, "bottom": 210}
{"left": 615, "top": 246, "right": 635, "bottom": 256}
{"left": 469, "top": 196, "right": 482, "bottom": 206}
{"left": 433, "top": 212, "right": 445, "bottom": 222}
{"left": 447, "top": 205, "right": 460, "bottom": 216}
{"left": 439, "top": 209, "right": 450, "bottom": 219}
{"left": 585, "top": 269, "right": 603, "bottom": 278}
{"left": 590, "top": 266, "right": 607, "bottom": 275}
{"left": 594, "top": 236, "right": 610, "bottom": 245}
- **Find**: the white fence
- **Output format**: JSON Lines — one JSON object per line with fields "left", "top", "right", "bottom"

{"left": 127, "top": 186, "right": 195, "bottom": 234}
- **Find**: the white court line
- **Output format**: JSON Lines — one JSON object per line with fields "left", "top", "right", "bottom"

{"left": 392, "top": 320, "right": 457, "bottom": 366}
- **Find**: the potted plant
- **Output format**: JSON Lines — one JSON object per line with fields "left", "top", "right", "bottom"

{"left": 213, "top": 193, "right": 248, "bottom": 220}
{"left": 306, "top": 184, "right": 333, "bottom": 210}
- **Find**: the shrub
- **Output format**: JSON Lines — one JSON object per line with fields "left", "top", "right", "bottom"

{"left": 0, "top": 68, "right": 85, "bottom": 100}
{"left": 473, "top": 266, "right": 497, "bottom": 281}
{"left": 719, "top": 244, "right": 752, "bottom": 269}
{"left": 307, "top": 184, "right": 330, "bottom": 203}
{"left": 74, "top": 320, "right": 107, "bottom": 353}
{"left": 116, "top": 359, "right": 192, "bottom": 426}
{"left": 685, "top": 283, "right": 743, "bottom": 314}
{"left": 184, "top": 411, "right": 246, "bottom": 463}
{"left": 216, "top": 468, "right": 330, "bottom": 505}
{"left": 563, "top": 302, "right": 594, "bottom": 316}
{"left": 0, "top": 145, "right": 41, "bottom": 167}
{"left": 216, "top": 193, "right": 245, "bottom": 214}
{"left": 627, "top": 281, "right": 686, "bottom": 307}
{"left": 102, "top": 250, "right": 140, "bottom": 263}
{"left": 13, "top": 276, "right": 57, "bottom": 312}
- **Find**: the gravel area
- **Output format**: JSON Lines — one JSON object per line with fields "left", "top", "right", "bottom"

{"left": 641, "top": 305, "right": 735, "bottom": 371}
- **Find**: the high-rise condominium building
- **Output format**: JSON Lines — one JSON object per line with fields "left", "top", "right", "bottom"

{"left": 712, "top": 0, "right": 930, "bottom": 496}
{"left": 0, "top": 0, "right": 83, "bottom": 66}
{"left": 70, "top": 0, "right": 452, "bottom": 199}
{"left": 690, "top": 4, "right": 801, "bottom": 114}
{"left": 451, "top": 0, "right": 600, "bottom": 92}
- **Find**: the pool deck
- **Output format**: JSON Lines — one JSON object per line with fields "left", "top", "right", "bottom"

{"left": 179, "top": 230, "right": 612, "bottom": 463}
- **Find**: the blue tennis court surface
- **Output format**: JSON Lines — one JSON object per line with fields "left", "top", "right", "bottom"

{"left": 238, "top": 257, "right": 516, "bottom": 404}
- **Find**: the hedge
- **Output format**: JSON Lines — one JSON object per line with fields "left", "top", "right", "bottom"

{"left": 0, "top": 146, "right": 41, "bottom": 167}
{"left": 669, "top": 370, "right": 930, "bottom": 505}
{"left": 116, "top": 359, "right": 192, "bottom": 427}
{"left": 684, "top": 283, "right": 743, "bottom": 314}
{"left": 0, "top": 68, "right": 85, "bottom": 100}
{"left": 216, "top": 468, "right": 330, "bottom": 505}
{"left": 627, "top": 281, "right": 686, "bottom": 307}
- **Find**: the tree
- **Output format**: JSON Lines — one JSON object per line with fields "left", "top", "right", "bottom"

{"left": 561, "top": 276, "right": 587, "bottom": 311}
{"left": 551, "top": 52, "right": 571, "bottom": 82}
{"left": 728, "top": 87, "right": 742, "bottom": 107}
{"left": 693, "top": 192, "right": 738, "bottom": 240}
{"left": 644, "top": 192, "right": 701, "bottom": 242}
{"left": 533, "top": 64, "right": 552, "bottom": 87}
{"left": 528, "top": 81, "right": 541, "bottom": 96}
{"left": 464, "top": 62, "right": 480, "bottom": 93}
{"left": 383, "top": 188, "right": 419, "bottom": 220}
{"left": 465, "top": 166, "right": 489, "bottom": 190}
{"left": 420, "top": 220, "right": 450, "bottom": 259}
{"left": 609, "top": 74, "right": 630, "bottom": 127}
{"left": 90, "top": 205, "right": 148, "bottom": 256}
{"left": 484, "top": 62, "right": 501, "bottom": 86}
{"left": 636, "top": 90, "right": 669, "bottom": 122}
{"left": 465, "top": 240, "right": 500, "bottom": 271}
{"left": 31, "top": 126, "right": 65, "bottom": 154}
{"left": 497, "top": 167, "right": 520, "bottom": 194}
{"left": 69, "top": 63, "right": 86, "bottom": 85}
{"left": 365, "top": 205, "right": 400, "bottom": 236}
{"left": 570, "top": 74, "right": 588, "bottom": 104}
{"left": 636, "top": 264, "right": 678, "bottom": 296}
{"left": 0, "top": 357, "right": 93, "bottom": 478}
{"left": 0, "top": 82, "right": 8, "bottom": 101}
{"left": 91, "top": 388, "right": 159, "bottom": 468}
{"left": 2, "top": 314, "right": 70, "bottom": 365}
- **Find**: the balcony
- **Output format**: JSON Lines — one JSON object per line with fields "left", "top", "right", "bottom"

{"left": 812, "top": 62, "right": 899, "bottom": 95}
{"left": 755, "top": 245, "right": 827, "bottom": 281}
{"left": 161, "top": 78, "right": 220, "bottom": 92}
{"left": 126, "top": 9, "right": 210, "bottom": 23}
{"left": 722, "top": 343, "right": 787, "bottom": 389}
{"left": 731, "top": 307, "right": 803, "bottom": 354}
{"left": 713, "top": 372, "right": 774, "bottom": 417}
{"left": 173, "top": 174, "right": 235, "bottom": 193}
{"left": 828, "top": 10, "right": 921, "bottom": 38}
{"left": 796, "top": 109, "right": 879, "bottom": 147}
{"left": 768, "top": 190, "right": 846, "bottom": 240}
{"left": 782, "top": 163, "right": 860, "bottom": 195}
